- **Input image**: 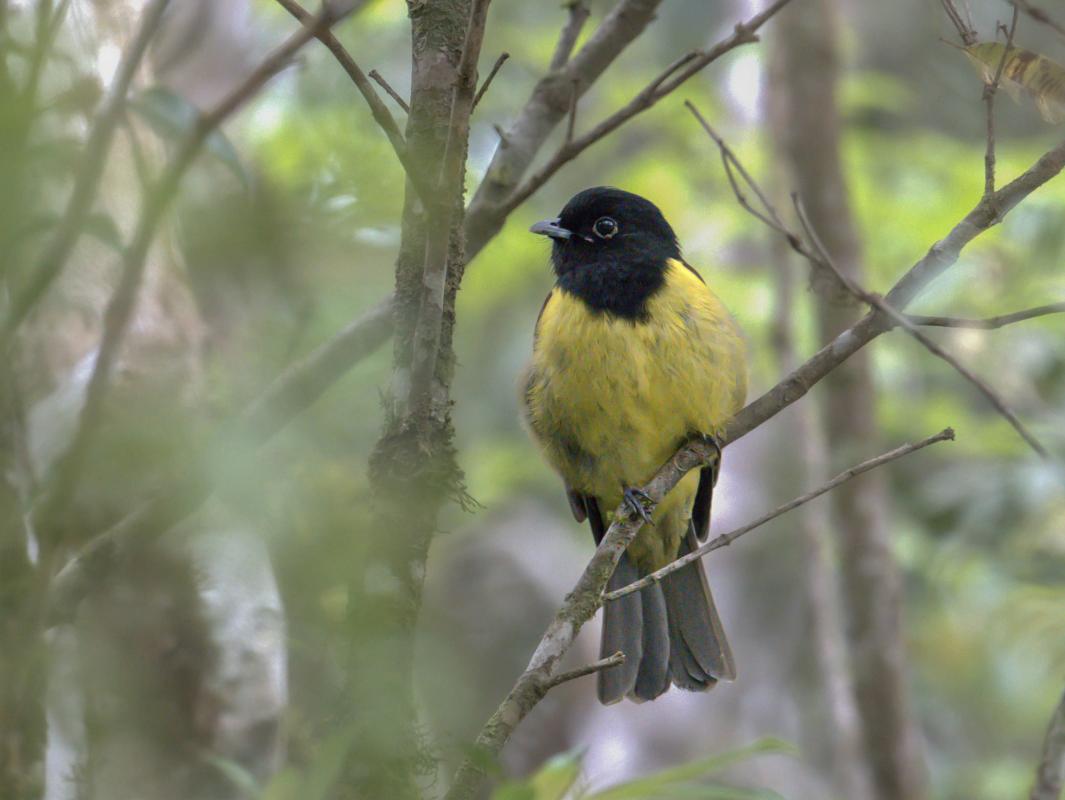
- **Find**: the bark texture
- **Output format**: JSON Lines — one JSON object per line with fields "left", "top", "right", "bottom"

{"left": 770, "top": 3, "right": 928, "bottom": 799}
{"left": 352, "top": 1, "right": 478, "bottom": 796}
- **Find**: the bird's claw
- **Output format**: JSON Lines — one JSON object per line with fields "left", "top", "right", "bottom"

{"left": 695, "top": 432, "right": 724, "bottom": 463}
{"left": 622, "top": 486, "right": 655, "bottom": 525}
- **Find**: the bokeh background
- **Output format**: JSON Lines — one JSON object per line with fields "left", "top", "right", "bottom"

{"left": 3, "top": 1, "right": 1065, "bottom": 799}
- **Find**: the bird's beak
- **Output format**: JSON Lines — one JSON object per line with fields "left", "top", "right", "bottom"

{"left": 529, "top": 218, "right": 572, "bottom": 240}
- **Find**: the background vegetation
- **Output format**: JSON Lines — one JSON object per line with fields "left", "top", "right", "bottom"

{"left": 3, "top": 1, "right": 1065, "bottom": 799}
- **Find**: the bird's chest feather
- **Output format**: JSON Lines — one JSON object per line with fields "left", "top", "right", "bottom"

{"left": 525, "top": 263, "right": 746, "bottom": 500}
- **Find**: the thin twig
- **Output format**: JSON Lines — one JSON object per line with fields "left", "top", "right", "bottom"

{"left": 792, "top": 194, "right": 1048, "bottom": 459}
{"left": 941, "top": 0, "right": 978, "bottom": 46}
{"left": 908, "top": 302, "right": 1065, "bottom": 329}
{"left": 368, "top": 69, "right": 409, "bottom": 113}
{"left": 1012, "top": 0, "right": 1065, "bottom": 44}
{"left": 465, "top": 0, "right": 797, "bottom": 257}
{"left": 464, "top": 0, "right": 668, "bottom": 258}
{"left": 0, "top": 0, "right": 172, "bottom": 350}
{"left": 686, "top": 99, "right": 1049, "bottom": 458}
{"left": 471, "top": 51, "right": 509, "bottom": 110}
{"left": 1031, "top": 687, "right": 1065, "bottom": 800}
{"left": 984, "top": 6, "right": 1019, "bottom": 196}
{"left": 274, "top": 0, "right": 431, "bottom": 202}
{"left": 34, "top": 5, "right": 343, "bottom": 541}
{"left": 606, "top": 429, "right": 956, "bottom": 601}
{"left": 549, "top": 1, "right": 590, "bottom": 71}
{"left": 544, "top": 652, "right": 625, "bottom": 690}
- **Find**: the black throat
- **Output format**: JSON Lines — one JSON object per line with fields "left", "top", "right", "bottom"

{"left": 555, "top": 256, "right": 668, "bottom": 321}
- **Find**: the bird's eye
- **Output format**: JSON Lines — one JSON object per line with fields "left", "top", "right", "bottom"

{"left": 593, "top": 216, "right": 619, "bottom": 240}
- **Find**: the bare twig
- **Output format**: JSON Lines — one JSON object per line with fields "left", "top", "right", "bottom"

{"left": 544, "top": 651, "right": 625, "bottom": 690}
{"left": 549, "top": 1, "right": 591, "bottom": 71}
{"left": 908, "top": 302, "right": 1065, "bottom": 329}
{"left": 406, "top": 0, "right": 493, "bottom": 415}
{"left": 1012, "top": 0, "right": 1065, "bottom": 44}
{"left": 475, "top": 0, "right": 797, "bottom": 241}
{"left": 608, "top": 430, "right": 955, "bottom": 600}
{"left": 0, "top": 0, "right": 171, "bottom": 351}
{"left": 47, "top": 296, "right": 395, "bottom": 623}
{"left": 274, "top": 0, "right": 431, "bottom": 201}
{"left": 1031, "top": 687, "right": 1065, "bottom": 800}
{"left": 34, "top": 5, "right": 343, "bottom": 541}
{"left": 444, "top": 440, "right": 721, "bottom": 800}
{"left": 984, "top": 6, "right": 1019, "bottom": 196}
{"left": 368, "top": 69, "right": 409, "bottom": 113}
{"left": 471, "top": 51, "right": 509, "bottom": 110}
{"left": 941, "top": 0, "right": 979, "bottom": 46}
{"left": 686, "top": 99, "right": 1049, "bottom": 458}
{"left": 793, "top": 194, "right": 1048, "bottom": 459}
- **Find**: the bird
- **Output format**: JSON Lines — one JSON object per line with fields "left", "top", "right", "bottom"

{"left": 522, "top": 186, "right": 748, "bottom": 704}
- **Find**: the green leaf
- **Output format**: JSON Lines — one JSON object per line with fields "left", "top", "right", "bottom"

{"left": 529, "top": 750, "right": 584, "bottom": 800}
{"left": 129, "top": 86, "right": 247, "bottom": 185}
{"left": 584, "top": 738, "right": 793, "bottom": 800}
{"left": 260, "top": 726, "right": 359, "bottom": 800}
{"left": 491, "top": 749, "right": 583, "bottom": 800}
{"left": 202, "top": 753, "right": 262, "bottom": 798}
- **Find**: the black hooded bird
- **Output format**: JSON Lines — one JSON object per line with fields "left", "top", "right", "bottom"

{"left": 522, "top": 187, "right": 747, "bottom": 704}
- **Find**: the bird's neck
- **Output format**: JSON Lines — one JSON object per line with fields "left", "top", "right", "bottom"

{"left": 555, "top": 257, "right": 667, "bottom": 321}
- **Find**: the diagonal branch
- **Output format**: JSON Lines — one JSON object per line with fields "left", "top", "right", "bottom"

{"left": 792, "top": 194, "right": 1047, "bottom": 458}
{"left": 0, "top": 0, "right": 172, "bottom": 351}
{"left": 606, "top": 429, "right": 955, "bottom": 600}
{"left": 443, "top": 440, "right": 720, "bottom": 800}
{"left": 464, "top": 0, "right": 666, "bottom": 258}
{"left": 549, "top": 1, "right": 591, "bottom": 71}
{"left": 34, "top": 5, "right": 345, "bottom": 544}
{"left": 465, "top": 0, "right": 797, "bottom": 258}
{"left": 687, "top": 100, "right": 1049, "bottom": 458}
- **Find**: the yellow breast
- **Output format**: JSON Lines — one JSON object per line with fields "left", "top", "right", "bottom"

{"left": 524, "top": 259, "right": 747, "bottom": 518}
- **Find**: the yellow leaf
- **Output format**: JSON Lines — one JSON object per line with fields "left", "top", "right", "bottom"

{"left": 964, "top": 42, "right": 1065, "bottom": 123}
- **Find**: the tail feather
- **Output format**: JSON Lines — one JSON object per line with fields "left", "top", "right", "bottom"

{"left": 632, "top": 577, "right": 670, "bottom": 702}
{"left": 597, "top": 553, "right": 643, "bottom": 704}
{"left": 660, "top": 525, "right": 736, "bottom": 687}
{"left": 598, "top": 527, "right": 733, "bottom": 703}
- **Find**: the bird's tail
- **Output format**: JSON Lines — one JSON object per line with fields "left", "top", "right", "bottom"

{"left": 598, "top": 525, "right": 734, "bottom": 704}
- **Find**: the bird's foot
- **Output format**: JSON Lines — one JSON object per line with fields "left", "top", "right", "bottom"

{"left": 622, "top": 486, "right": 655, "bottom": 525}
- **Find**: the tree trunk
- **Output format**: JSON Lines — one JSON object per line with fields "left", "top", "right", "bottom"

{"left": 770, "top": 3, "right": 928, "bottom": 799}
{"left": 348, "top": 1, "right": 475, "bottom": 796}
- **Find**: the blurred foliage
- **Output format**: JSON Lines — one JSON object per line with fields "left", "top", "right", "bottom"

{"left": 491, "top": 739, "right": 791, "bottom": 800}
{"left": 6, "top": 0, "right": 1065, "bottom": 798}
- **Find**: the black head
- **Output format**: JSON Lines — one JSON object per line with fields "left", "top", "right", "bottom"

{"left": 530, "top": 187, "right": 681, "bottom": 320}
